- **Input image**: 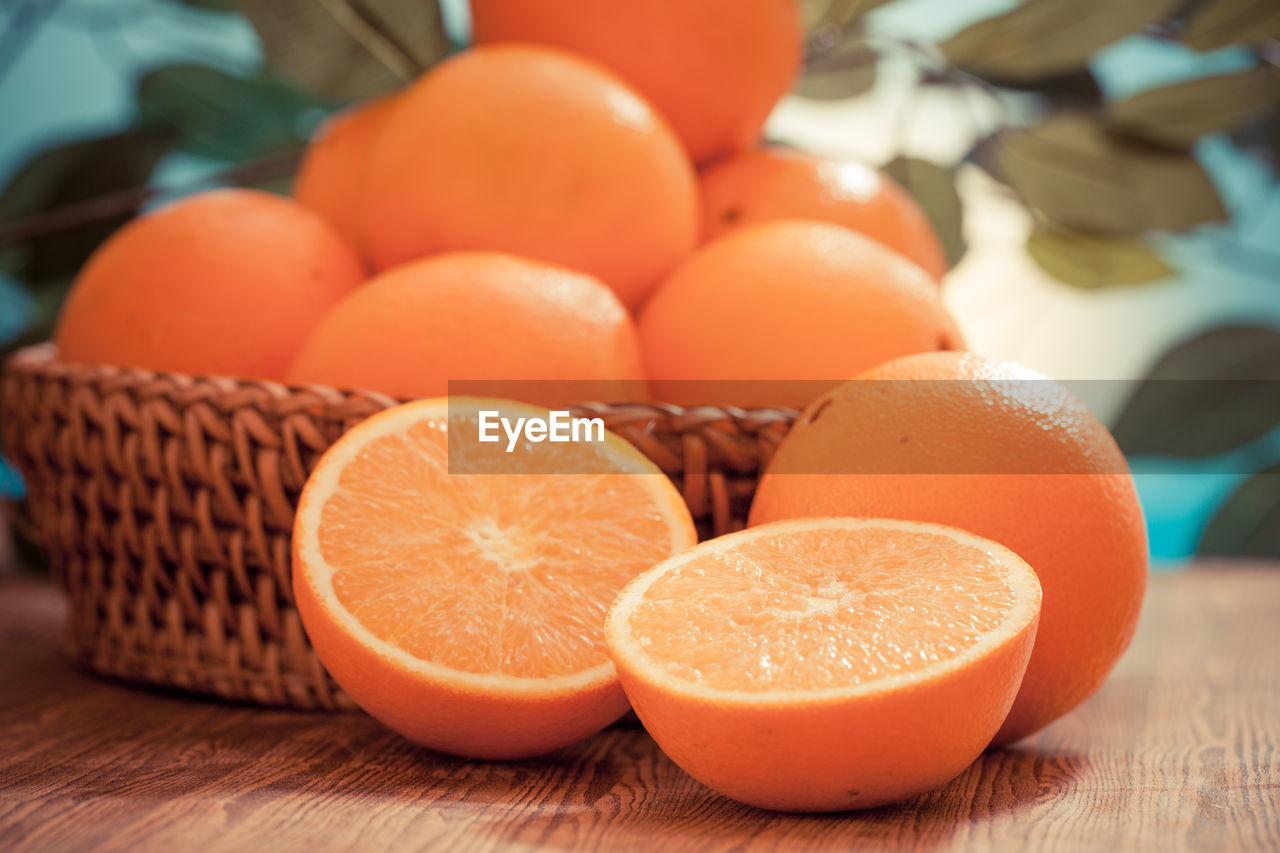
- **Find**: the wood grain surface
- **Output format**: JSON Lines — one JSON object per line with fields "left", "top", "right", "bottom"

{"left": 1, "top": 565, "right": 1277, "bottom": 852}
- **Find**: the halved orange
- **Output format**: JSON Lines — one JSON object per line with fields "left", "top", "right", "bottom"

{"left": 293, "top": 398, "right": 697, "bottom": 759}
{"left": 606, "top": 517, "right": 1042, "bottom": 811}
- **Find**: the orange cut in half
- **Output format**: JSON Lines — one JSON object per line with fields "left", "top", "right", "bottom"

{"left": 293, "top": 398, "right": 697, "bottom": 759}
{"left": 606, "top": 517, "right": 1042, "bottom": 811}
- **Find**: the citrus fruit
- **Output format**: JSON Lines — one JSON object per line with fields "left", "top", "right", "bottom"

{"left": 700, "top": 147, "right": 948, "bottom": 281}
{"left": 294, "top": 94, "right": 399, "bottom": 262}
{"left": 637, "top": 220, "right": 963, "bottom": 409}
{"left": 470, "top": 0, "right": 803, "bottom": 163}
{"left": 363, "top": 44, "right": 698, "bottom": 309}
{"left": 288, "top": 252, "right": 648, "bottom": 407}
{"left": 606, "top": 517, "right": 1042, "bottom": 811}
{"left": 55, "top": 189, "right": 364, "bottom": 381}
{"left": 293, "top": 397, "right": 697, "bottom": 760}
{"left": 749, "top": 353, "right": 1148, "bottom": 745}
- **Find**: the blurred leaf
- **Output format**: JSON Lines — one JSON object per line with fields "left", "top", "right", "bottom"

{"left": 802, "top": 0, "right": 897, "bottom": 34}
{"left": 1109, "top": 66, "right": 1280, "bottom": 147}
{"left": 974, "top": 69, "right": 1104, "bottom": 109}
{"left": 1112, "top": 324, "right": 1280, "bottom": 457}
{"left": 1179, "top": 0, "right": 1280, "bottom": 51}
{"left": 0, "top": 129, "right": 172, "bottom": 286}
{"left": 997, "top": 114, "right": 1227, "bottom": 233}
{"left": 237, "top": 0, "right": 448, "bottom": 101}
{"left": 1198, "top": 463, "right": 1280, "bottom": 558}
{"left": 138, "top": 65, "right": 330, "bottom": 161}
{"left": 168, "top": 0, "right": 237, "bottom": 11}
{"left": 1027, "top": 227, "right": 1173, "bottom": 288}
{"left": 0, "top": 277, "right": 34, "bottom": 347}
{"left": 882, "top": 157, "right": 967, "bottom": 268}
{"left": 942, "top": 0, "right": 1182, "bottom": 82}
{"left": 796, "top": 39, "right": 878, "bottom": 100}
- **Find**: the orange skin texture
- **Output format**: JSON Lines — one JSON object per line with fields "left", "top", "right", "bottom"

{"left": 749, "top": 353, "right": 1149, "bottom": 745}
{"left": 700, "top": 147, "right": 949, "bottom": 282}
{"left": 363, "top": 45, "right": 698, "bottom": 309}
{"left": 292, "top": 543, "right": 630, "bottom": 761}
{"left": 612, "top": 600, "right": 1038, "bottom": 811}
{"left": 294, "top": 94, "right": 400, "bottom": 263}
{"left": 637, "top": 220, "right": 963, "bottom": 410}
{"left": 288, "top": 252, "right": 649, "bottom": 407}
{"left": 54, "top": 189, "right": 365, "bottom": 381}
{"left": 470, "top": 0, "right": 803, "bottom": 164}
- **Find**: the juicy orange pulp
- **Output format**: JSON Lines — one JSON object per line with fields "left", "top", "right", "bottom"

{"left": 293, "top": 398, "right": 696, "bottom": 759}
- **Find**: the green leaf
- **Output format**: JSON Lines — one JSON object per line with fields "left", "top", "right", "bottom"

{"left": 1179, "top": 0, "right": 1280, "bottom": 51}
{"left": 138, "top": 65, "right": 330, "bottom": 161}
{"left": 881, "top": 157, "right": 967, "bottom": 269}
{"left": 996, "top": 114, "right": 1227, "bottom": 233}
{"left": 1112, "top": 324, "right": 1280, "bottom": 457}
{"left": 1198, "top": 463, "right": 1280, "bottom": 558}
{"left": 942, "top": 0, "right": 1182, "bottom": 82}
{"left": 237, "top": 0, "right": 449, "bottom": 101}
{"left": 795, "top": 39, "right": 878, "bottom": 100}
{"left": 0, "top": 129, "right": 172, "bottom": 287}
{"left": 1027, "top": 226, "right": 1174, "bottom": 288}
{"left": 1108, "top": 66, "right": 1280, "bottom": 147}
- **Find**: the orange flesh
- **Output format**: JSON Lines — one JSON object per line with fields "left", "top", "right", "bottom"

{"left": 627, "top": 527, "right": 1018, "bottom": 691}
{"left": 317, "top": 415, "right": 677, "bottom": 678}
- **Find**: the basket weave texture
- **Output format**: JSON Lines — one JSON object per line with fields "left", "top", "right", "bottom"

{"left": 1, "top": 344, "right": 795, "bottom": 709}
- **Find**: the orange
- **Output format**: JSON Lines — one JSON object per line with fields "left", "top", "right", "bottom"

{"left": 637, "top": 220, "right": 963, "bottom": 410}
{"left": 288, "top": 252, "right": 649, "bottom": 407}
{"left": 606, "top": 517, "right": 1042, "bottom": 811}
{"left": 363, "top": 44, "right": 698, "bottom": 309}
{"left": 700, "top": 147, "right": 949, "bottom": 281}
{"left": 55, "top": 189, "right": 364, "bottom": 381}
{"left": 294, "top": 94, "right": 399, "bottom": 263}
{"left": 293, "top": 397, "right": 697, "bottom": 759}
{"left": 470, "top": 0, "right": 803, "bottom": 164}
{"left": 749, "top": 353, "right": 1148, "bottom": 745}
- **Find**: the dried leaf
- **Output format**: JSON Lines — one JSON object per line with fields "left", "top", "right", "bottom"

{"left": 1112, "top": 324, "right": 1280, "bottom": 457}
{"left": 1198, "top": 463, "right": 1280, "bottom": 558}
{"left": 997, "top": 114, "right": 1227, "bottom": 232}
{"left": 1027, "top": 227, "right": 1173, "bottom": 288}
{"left": 881, "top": 157, "right": 966, "bottom": 269}
{"left": 795, "top": 39, "right": 878, "bottom": 100}
{"left": 237, "top": 0, "right": 449, "bottom": 101}
{"left": 138, "top": 65, "right": 330, "bottom": 161}
{"left": 942, "top": 0, "right": 1182, "bottom": 82}
{"left": 1109, "top": 66, "right": 1280, "bottom": 147}
{"left": 1179, "top": 0, "right": 1280, "bottom": 51}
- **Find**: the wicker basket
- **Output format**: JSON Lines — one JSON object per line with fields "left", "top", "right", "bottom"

{"left": 0, "top": 344, "right": 795, "bottom": 709}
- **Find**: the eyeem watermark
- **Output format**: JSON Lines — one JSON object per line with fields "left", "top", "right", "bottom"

{"left": 478, "top": 410, "right": 606, "bottom": 453}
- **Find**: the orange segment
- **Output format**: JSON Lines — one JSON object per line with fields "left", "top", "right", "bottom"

{"left": 293, "top": 398, "right": 697, "bottom": 759}
{"left": 606, "top": 518, "right": 1042, "bottom": 811}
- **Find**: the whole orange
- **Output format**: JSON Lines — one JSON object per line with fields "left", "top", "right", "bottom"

{"left": 470, "top": 0, "right": 803, "bottom": 164}
{"left": 749, "top": 352, "right": 1148, "bottom": 745}
{"left": 288, "top": 252, "right": 649, "bottom": 407}
{"left": 700, "top": 147, "right": 948, "bottom": 281}
{"left": 637, "top": 220, "right": 963, "bottom": 410}
{"left": 54, "top": 189, "right": 364, "bottom": 381}
{"left": 294, "top": 94, "right": 399, "bottom": 263}
{"left": 363, "top": 45, "right": 698, "bottom": 309}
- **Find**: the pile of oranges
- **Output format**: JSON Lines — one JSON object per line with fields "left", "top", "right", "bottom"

{"left": 50, "top": 1, "right": 1147, "bottom": 813}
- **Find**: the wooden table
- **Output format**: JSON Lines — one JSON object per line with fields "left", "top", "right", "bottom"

{"left": 1, "top": 565, "right": 1277, "bottom": 851}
